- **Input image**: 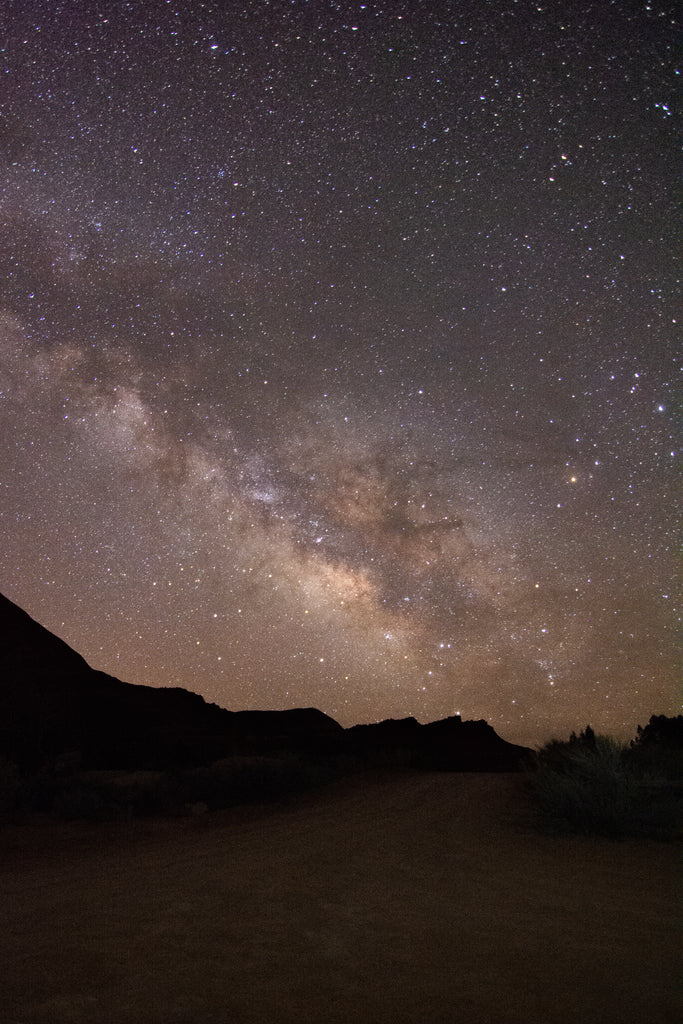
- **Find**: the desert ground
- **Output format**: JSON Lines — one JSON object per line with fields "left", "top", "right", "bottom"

{"left": 0, "top": 771, "right": 679, "bottom": 1024}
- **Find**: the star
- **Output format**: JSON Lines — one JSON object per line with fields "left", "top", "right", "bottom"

{"left": 0, "top": 0, "right": 677, "bottom": 747}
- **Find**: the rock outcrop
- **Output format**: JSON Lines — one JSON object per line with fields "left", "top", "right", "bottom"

{"left": 0, "top": 592, "right": 531, "bottom": 775}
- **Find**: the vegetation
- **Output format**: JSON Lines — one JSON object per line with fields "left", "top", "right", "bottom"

{"left": 2, "top": 714, "right": 680, "bottom": 835}
{"left": 528, "top": 717, "right": 682, "bottom": 840}
{"left": 0, "top": 753, "right": 337, "bottom": 823}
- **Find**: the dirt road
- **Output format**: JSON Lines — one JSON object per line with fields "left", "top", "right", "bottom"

{"left": 1, "top": 772, "right": 679, "bottom": 1023}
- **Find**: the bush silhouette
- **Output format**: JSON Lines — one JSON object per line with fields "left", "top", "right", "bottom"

{"left": 528, "top": 722, "right": 682, "bottom": 840}
{"left": 627, "top": 714, "right": 683, "bottom": 780}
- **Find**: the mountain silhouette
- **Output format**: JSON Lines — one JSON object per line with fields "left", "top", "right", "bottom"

{"left": 0, "top": 592, "right": 531, "bottom": 775}
{"left": 345, "top": 715, "right": 531, "bottom": 771}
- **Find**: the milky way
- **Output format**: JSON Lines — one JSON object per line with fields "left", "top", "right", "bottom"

{"left": 0, "top": 0, "right": 678, "bottom": 745}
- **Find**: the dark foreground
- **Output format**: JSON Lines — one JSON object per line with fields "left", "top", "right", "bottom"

{"left": 0, "top": 772, "right": 679, "bottom": 1024}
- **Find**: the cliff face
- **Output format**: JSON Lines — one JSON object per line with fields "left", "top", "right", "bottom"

{"left": 0, "top": 592, "right": 531, "bottom": 774}
{"left": 0, "top": 593, "right": 342, "bottom": 771}
{"left": 345, "top": 715, "right": 531, "bottom": 771}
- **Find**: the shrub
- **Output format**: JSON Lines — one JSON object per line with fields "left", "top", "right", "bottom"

{"left": 0, "top": 754, "right": 337, "bottom": 824}
{"left": 180, "top": 754, "right": 321, "bottom": 810}
{"left": 52, "top": 779, "right": 113, "bottom": 821}
{"left": 626, "top": 715, "right": 683, "bottom": 781}
{"left": 50, "top": 771, "right": 183, "bottom": 820}
{"left": 528, "top": 728, "right": 682, "bottom": 840}
{"left": 0, "top": 757, "right": 23, "bottom": 815}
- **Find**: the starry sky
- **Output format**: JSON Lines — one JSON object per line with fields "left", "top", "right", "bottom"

{"left": 0, "top": 0, "right": 679, "bottom": 746}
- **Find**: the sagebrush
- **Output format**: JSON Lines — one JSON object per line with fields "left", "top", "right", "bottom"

{"left": 528, "top": 721, "right": 682, "bottom": 840}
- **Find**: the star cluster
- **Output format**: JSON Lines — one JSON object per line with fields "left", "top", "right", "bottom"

{"left": 0, "top": 0, "right": 678, "bottom": 745}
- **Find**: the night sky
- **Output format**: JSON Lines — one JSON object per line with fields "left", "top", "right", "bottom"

{"left": 1, "top": 0, "right": 678, "bottom": 746}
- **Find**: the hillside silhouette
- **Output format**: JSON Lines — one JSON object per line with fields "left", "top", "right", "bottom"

{"left": 0, "top": 591, "right": 530, "bottom": 779}
{"left": 1, "top": 595, "right": 679, "bottom": 1024}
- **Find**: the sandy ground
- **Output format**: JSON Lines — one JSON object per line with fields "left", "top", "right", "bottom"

{"left": 0, "top": 771, "right": 680, "bottom": 1024}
